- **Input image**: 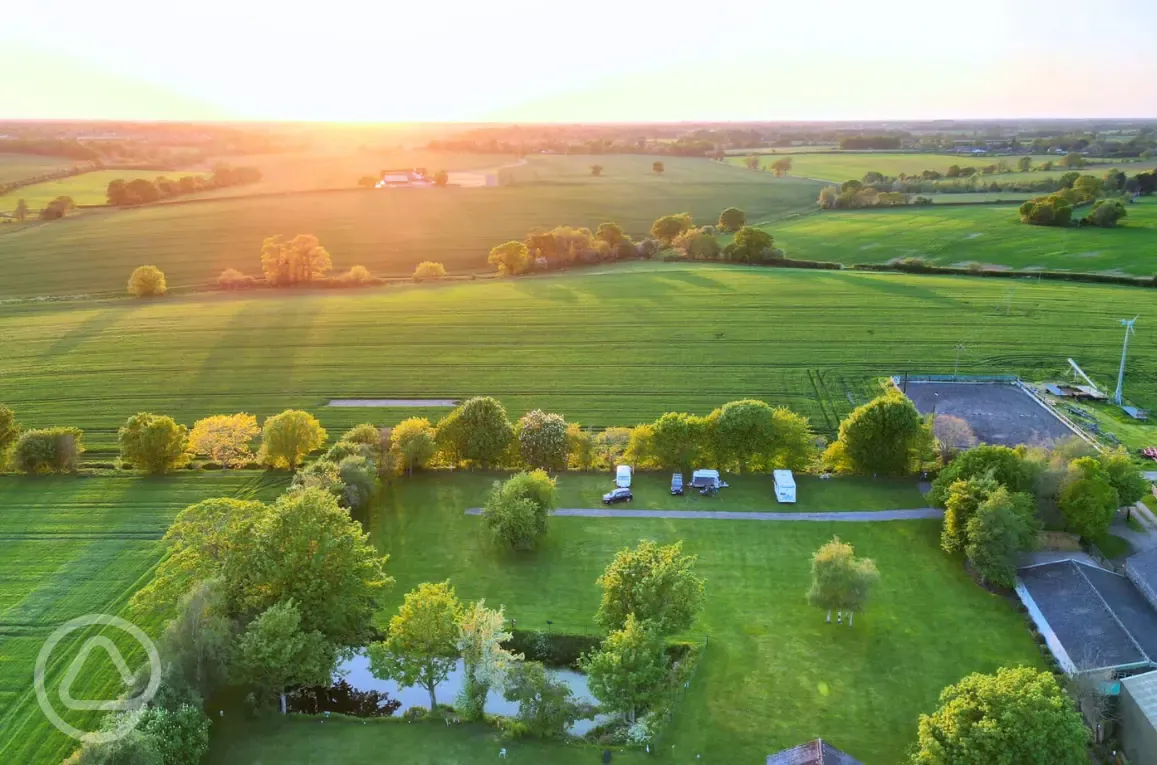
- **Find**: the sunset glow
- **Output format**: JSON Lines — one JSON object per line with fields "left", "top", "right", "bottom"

{"left": 3, "top": 0, "right": 1155, "bottom": 122}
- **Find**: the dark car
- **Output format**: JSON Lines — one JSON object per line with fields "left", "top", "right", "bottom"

{"left": 671, "top": 473, "right": 684, "bottom": 495}
{"left": 602, "top": 488, "right": 633, "bottom": 505}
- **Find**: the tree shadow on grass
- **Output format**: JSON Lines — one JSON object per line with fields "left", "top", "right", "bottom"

{"left": 649, "top": 268, "right": 738, "bottom": 292}
{"left": 43, "top": 304, "right": 144, "bottom": 358}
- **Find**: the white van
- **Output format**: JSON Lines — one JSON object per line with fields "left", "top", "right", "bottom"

{"left": 615, "top": 465, "right": 632, "bottom": 488}
{"left": 773, "top": 470, "right": 797, "bottom": 503}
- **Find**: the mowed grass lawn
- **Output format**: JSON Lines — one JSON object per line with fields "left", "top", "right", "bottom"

{"left": 766, "top": 200, "right": 1157, "bottom": 274}
{"left": 0, "top": 169, "right": 208, "bottom": 211}
{"left": 0, "top": 472, "right": 288, "bottom": 765}
{"left": 204, "top": 473, "right": 1044, "bottom": 765}
{"left": 726, "top": 151, "right": 1139, "bottom": 183}
{"left": 0, "top": 153, "right": 82, "bottom": 186}
{"left": 4, "top": 264, "right": 1157, "bottom": 454}
{"left": 0, "top": 155, "right": 822, "bottom": 299}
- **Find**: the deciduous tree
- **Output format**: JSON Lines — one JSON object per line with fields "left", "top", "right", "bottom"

{"left": 928, "top": 444, "right": 1035, "bottom": 507}
{"left": 1060, "top": 456, "right": 1119, "bottom": 539}
{"left": 650, "top": 212, "right": 693, "bottom": 245}
{"left": 118, "top": 412, "right": 190, "bottom": 474}
{"left": 1017, "top": 156, "right": 1033, "bottom": 172}
{"left": 582, "top": 614, "right": 667, "bottom": 723}
{"left": 370, "top": 581, "right": 462, "bottom": 711}
{"left": 503, "top": 661, "right": 588, "bottom": 737}
{"left": 965, "top": 486, "right": 1039, "bottom": 588}
{"left": 13, "top": 199, "right": 28, "bottom": 222}
{"left": 650, "top": 412, "right": 708, "bottom": 473}
{"left": 566, "top": 423, "right": 595, "bottom": 470}
{"left": 127, "top": 265, "right": 167, "bottom": 297}
{"left": 390, "top": 417, "right": 437, "bottom": 474}
{"left": 234, "top": 599, "right": 336, "bottom": 714}
{"left": 481, "top": 470, "right": 557, "bottom": 551}
{"left": 652, "top": 161, "right": 664, "bottom": 174}
{"left": 189, "top": 413, "right": 260, "bottom": 467}
{"left": 433, "top": 170, "right": 449, "bottom": 187}
{"left": 413, "top": 261, "right": 446, "bottom": 281}
{"left": 826, "top": 391, "right": 924, "bottom": 476}
{"left": 434, "top": 396, "right": 513, "bottom": 467}
{"left": 941, "top": 474, "right": 1000, "bottom": 553}
{"left": 932, "top": 414, "right": 977, "bottom": 463}
{"left": 1100, "top": 447, "right": 1148, "bottom": 506}
{"left": 596, "top": 540, "right": 704, "bottom": 635}
{"left": 725, "top": 226, "right": 774, "bottom": 263}
{"left": 770, "top": 157, "right": 793, "bottom": 176}
{"left": 717, "top": 207, "right": 746, "bottom": 232}
{"left": 457, "top": 600, "right": 522, "bottom": 720}
{"left": 259, "top": 409, "right": 327, "bottom": 470}
{"left": 260, "top": 234, "right": 333, "bottom": 286}
{"left": 13, "top": 427, "right": 84, "bottom": 474}
{"left": 805, "top": 536, "right": 879, "bottom": 626}
{"left": 912, "top": 667, "right": 1087, "bottom": 765}
{"left": 595, "top": 222, "right": 624, "bottom": 247}
{"left": 488, "top": 241, "right": 530, "bottom": 275}
{"left": 590, "top": 164, "right": 603, "bottom": 177}
{"left": 0, "top": 404, "right": 19, "bottom": 467}
{"left": 517, "top": 409, "right": 569, "bottom": 470}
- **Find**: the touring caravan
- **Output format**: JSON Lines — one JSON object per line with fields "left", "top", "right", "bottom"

{"left": 615, "top": 465, "right": 632, "bottom": 488}
{"left": 773, "top": 470, "right": 797, "bottom": 503}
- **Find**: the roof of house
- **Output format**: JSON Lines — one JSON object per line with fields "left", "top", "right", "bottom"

{"left": 1126, "top": 547, "right": 1157, "bottom": 603}
{"left": 1122, "top": 670, "right": 1157, "bottom": 730}
{"left": 766, "top": 739, "right": 863, "bottom": 765}
{"left": 1018, "top": 559, "right": 1157, "bottom": 671}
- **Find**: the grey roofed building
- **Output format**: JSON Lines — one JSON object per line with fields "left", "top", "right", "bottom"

{"left": 1120, "top": 670, "right": 1157, "bottom": 765}
{"left": 1016, "top": 559, "right": 1157, "bottom": 674}
{"left": 766, "top": 739, "right": 863, "bottom": 765}
{"left": 1126, "top": 547, "right": 1157, "bottom": 611}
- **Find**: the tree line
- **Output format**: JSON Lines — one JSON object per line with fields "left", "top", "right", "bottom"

{"left": 106, "top": 164, "right": 262, "bottom": 206}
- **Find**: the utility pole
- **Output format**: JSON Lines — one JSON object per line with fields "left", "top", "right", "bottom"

{"left": 1112, "top": 316, "right": 1139, "bottom": 405}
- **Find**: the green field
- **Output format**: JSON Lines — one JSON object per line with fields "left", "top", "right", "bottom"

{"left": 0, "top": 154, "right": 83, "bottom": 186}
{"left": 726, "top": 152, "right": 1138, "bottom": 183}
{"left": 0, "top": 155, "right": 822, "bottom": 299}
{"left": 0, "top": 169, "right": 208, "bottom": 211}
{"left": 4, "top": 264, "right": 1156, "bottom": 455}
{"left": 765, "top": 200, "right": 1157, "bottom": 273}
{"left": 0, "top": 473, "right": 288, "bottom": 765}
{"left": 203, "top": 471, "right": 1043, "bottom": 765}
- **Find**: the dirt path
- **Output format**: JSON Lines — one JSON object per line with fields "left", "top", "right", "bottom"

{"left": 465, "top": 507, "right": 942, "bottom": 522}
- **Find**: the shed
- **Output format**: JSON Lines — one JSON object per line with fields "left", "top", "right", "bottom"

{"left": 773, "top": 470, "right": 797, "bottom": 504}
{"left": 767, "top": 739, "right": 862, "bottom": 765}
{"left": 1120, "top": 670, "right": 1157, "bottom": 765}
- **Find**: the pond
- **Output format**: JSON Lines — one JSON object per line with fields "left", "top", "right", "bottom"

{"left": 338, "top": 651, "right": 613, "bottom": 736}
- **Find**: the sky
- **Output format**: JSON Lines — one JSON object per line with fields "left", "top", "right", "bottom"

{"left": 2, "top": 0, "right": 1156, "bottom": 123}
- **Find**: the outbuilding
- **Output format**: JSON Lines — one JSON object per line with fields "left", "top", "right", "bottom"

{"left": 773, "top": 470, "right": 796, "bottom": 503}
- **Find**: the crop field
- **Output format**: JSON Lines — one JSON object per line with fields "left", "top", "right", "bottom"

{"left": 0, "top": 154, "right": 81, "bottom": 186}
{"left": 190, "top": 150, "right": 517, "bottom": 199}
{"left": 766, "top": 200, "right": 1157, "bottom": 274}
{"left": 0, "top": 157, "right": 822, "bottom": 299}
{"left": 203, "top": 472, "right": 1044, "bottom": 764}
{"left": 3, "top": 263, "right": 1155, "bottom": 454}
{"left": 0, "top": 169, "right": 208, "bottom": 211}
{"left": 0, "top": 473, "right": 288, "bottom": 765}
{"left": 726, "top": 152, "right": 1138, "bottom": 183}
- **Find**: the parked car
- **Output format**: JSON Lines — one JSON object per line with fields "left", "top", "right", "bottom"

{"left": 671, "top": 473, "right": 684, "bottom": 495}
{"left": 603, "top": 488, "right": 633, "bottom": 505}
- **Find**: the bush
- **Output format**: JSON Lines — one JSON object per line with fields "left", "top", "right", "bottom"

{"left": 118, "top": 412, "right": 191, "bottom": 474}
{"left": 13, "top": 427, "right": 84, "bottom": 474}
{"left": 481, "top": 470, "right": 557, "bottom": 551}
{"left": 503, "top": 661, "right": 591, "bottom": 738}
{"left": 413, "top": 261, "right": 447, "bottom": 281}
{"left": 259, "top": 409, "right": 327, "bottom": 470}
{"left": 217, "top": 268, "right": 257, "bottom": 290}
{"left": 338, "top": 455, "right": 377, "bottom": 510}
{"left": 928, "top": 444, "right": 1034, "bottom": 507}
{"left": 1083, "top": 199, "right": 1127, "bottom": 228}
{"left": 517, "top": 409, "right": 569, "bottom": 470}
{"left": 128, "top": 265, "right": 167, "bottom": 297}
{"left": 332, "top": 265, "right": 376, "bottom": 287}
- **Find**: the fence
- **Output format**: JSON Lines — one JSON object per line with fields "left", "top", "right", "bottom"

{"left": 892, "top": 373, "right": 1020, "bottom": 385}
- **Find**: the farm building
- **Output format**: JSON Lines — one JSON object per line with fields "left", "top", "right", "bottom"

{"left": 375, "top": 168, "right": 431, "bottom": 188}
{"left": 1120, "top": 670, "right": 1157, "bottom": 765}
{"left": 1016, "top": 558, "right": 1157, "bottom": 674}
{"left": 766, "top": 739, "right": 862, "bottom": 765}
